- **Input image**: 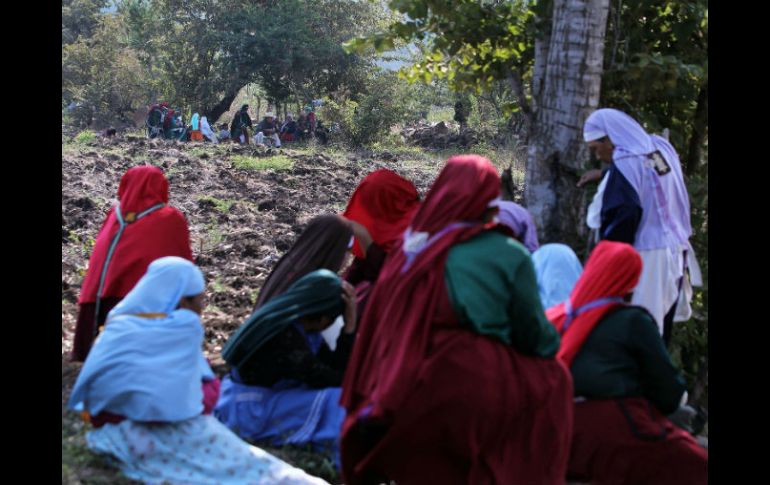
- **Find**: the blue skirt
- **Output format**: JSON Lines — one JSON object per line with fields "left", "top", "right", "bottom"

{"left": 214, "top": 374, "right": 345, "bottom": 465}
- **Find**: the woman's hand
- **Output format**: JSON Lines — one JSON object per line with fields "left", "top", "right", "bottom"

{"left": 577, "top": 168, "right": 604, "bottom": 187}
{"left": 341, "top": 280, "right": 358, "bottom": 334}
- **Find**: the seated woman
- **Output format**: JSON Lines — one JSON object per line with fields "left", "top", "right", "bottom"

{"left": 545, "top": 241, "right": 707, "bottom": 485}
{"left": 342, "top": 168, "right": 420, "bottom": 302}
{"left": 200, "top": 116, "right": 218, "bottom": 143}
{"left": 532, "top": 243, "right": 584, "bottom": 309}
{"left": 493, "top": 199, "right": 540, "bottom": 253}
{"left": 216, "top": 270, "right": 357, "bottom": 465}
{"left": 72, "top": 165, "right": 193, "bottom": 362}
{"left": 280, "top": 114, "right": 299, "bottom": 142}
{"left": 68, "top": 257, "right": 327, "bottom": 485}
{"left": 218, "top": 123, "right": 231, "bottom": 141}
{"left": 190, "top": 112, "right": 204, "bottom": 141}
{"left": 296, "top": 112, "right": 311, "bottom": 140}
{"left": 340, "top": 155, "right": 573, "bottom": 485}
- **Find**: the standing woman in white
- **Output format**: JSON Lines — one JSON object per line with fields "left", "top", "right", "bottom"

{"left": 579, "top": 108, "right": 702, "bottom": 345}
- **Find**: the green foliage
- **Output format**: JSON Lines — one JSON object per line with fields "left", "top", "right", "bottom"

{"left": 232, "top": 155, "right": 293, "bottom": 171}
{"left": 74, "top": 131, "right": 97, "bottom": 144}
{"left": 197, "top": 196, "right": 236, "bottom": 213}
{"left": 670, "top": 157, "right": 708, "bottom": 408}
{"left": 318, "top": 98, "right": 358, "bottom": 141}
{"left": 151, "top": 0, "right": 384, "bottom": 110}
{"left": 601, "top": 0, "right": 708, "bottom": 156}
{"left": 346, "top": 0, "right": 707, "bottom": 159}
{"left": 232, "top": 0, "right": 379, "bottom": 104}
{"left": 344, "top": 2, "right": 536, "bottom": 141}
{"left": 345, "top": 0, "right": 537, "bottom": 94}
{"left": 62, "top": 0, "right": 110, "bottom": 45}
{"left": 64, "top": 0, "right": 388, "bottom": 127}
{"left": 62, "top": 13, "right": 152, "bottom": 127}
{"left": 322, "top": 70, "right": 432, "bottom": 146}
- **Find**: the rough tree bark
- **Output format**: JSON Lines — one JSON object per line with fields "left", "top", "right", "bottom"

{"left": 207, "top": 91, "right": 239, "bottom": 125}
{"left": 525, "top": 0, "right": 610, "bottom": 250}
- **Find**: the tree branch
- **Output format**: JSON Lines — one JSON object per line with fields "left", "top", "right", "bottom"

{"left": 507, "top": 69, "right": 531, "bottom": 120}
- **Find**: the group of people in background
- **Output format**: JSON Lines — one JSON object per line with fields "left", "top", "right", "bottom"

{"left": 227, "top": 104, "right": 324, "bottom": 146}
{"left": 146, "top": 102, "right": 324, "bottom": 147}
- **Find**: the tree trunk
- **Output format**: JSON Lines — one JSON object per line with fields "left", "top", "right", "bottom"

{"left": 525, "top": 0, "right": 610, "bottom": 251}
{"left": 207, "top": 91, "right": 239, "bottom": 126}
{"left": 686, "top": 81, "right": 708, "bottom": 176}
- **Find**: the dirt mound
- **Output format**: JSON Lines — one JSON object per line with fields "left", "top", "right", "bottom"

{"left": 401, "top": 121, "right": 479, "bottom": 148}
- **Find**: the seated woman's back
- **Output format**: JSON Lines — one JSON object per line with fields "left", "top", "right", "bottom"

{"left": 69, "top": 256, "right": 211, "bottom": 422}
{"left": 545, "top": 240, "right": 706, "bottom": 485}
{"left": 444, "top": 230, "right": 559, "bottom": 357}
{"left": 68, "top": 257, "right": 331, "bottom": 484}
{"left": 570, "top": 305, "right": 686, "bottom": 415}
{"left": 73, "top": 166, "right": 193, "bottom": 361}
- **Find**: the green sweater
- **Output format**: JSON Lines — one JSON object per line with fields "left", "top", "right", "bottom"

{"left": 570, "top": 306, "right": 686, "bottom": 414}
{"left": 444, "top": 231, "right": 560, "bottom": 358}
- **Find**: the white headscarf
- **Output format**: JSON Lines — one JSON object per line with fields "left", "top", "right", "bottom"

{"left": 200, "top": 116, "right": 218, "bottom": 144}
{"left": 582, "top": 108, "right": 692, "bottom": 250}
{"left": 583, "top": 109, "right": 655, "bottom": 156}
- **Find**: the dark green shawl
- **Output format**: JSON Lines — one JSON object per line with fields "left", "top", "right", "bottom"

{"left": 222, "top": 269, "right": 345, "bottom": 369}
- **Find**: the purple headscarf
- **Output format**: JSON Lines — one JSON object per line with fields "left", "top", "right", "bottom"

{"left": 494, "top": 200, "right": 540, "bottom": 253}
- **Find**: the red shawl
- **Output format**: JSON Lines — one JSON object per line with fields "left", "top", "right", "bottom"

{"left": 78, "top": 166, "right": 193, "bottom": 304}
{"left": 340, "top": 155, "right": 500, "bottom": 419}
{"left": 342, "top": 169, "right": 420, "bottom": 258}
{"left": 545, "top": 240, "right": 642, "bottom": 366}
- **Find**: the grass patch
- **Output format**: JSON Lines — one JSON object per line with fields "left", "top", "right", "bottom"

{"left": 197, "top": 219, "right": 225, "bottom": 254}
{"left": 164, "top": 165, "right": 184, "bottom": 178}
{"left": 207, "top": 225, "right": 224, "bottom": 247}
{"left": 197, "top": 195, "right": 236, "bottom": 213}
{"left": 62, "top": 143, "right": 86, "bottom": 155}
{"left": 62, "top": 412, "right": 138, "bottom": 484}
{"left": 368, "top": 141, "right": 427, "bottom": 159}
{"left": 232, "top": 155, "right": 293, "bottom": 171}
{"left": 210, "top": 278, "right": 227, "bottom": 293}
{"left": 283, "top": 144, "right": 317, "bottom": 156}
{"left": 74, "top": 131, "right": 97, "bottom": 144}
{"left": 432, "top": 143, "right": 524, "bottom": 170}
{"left": 188, "top": 147, "right": 209, "bottom": 158}
{"left": 252, "top": 441, "right": 339, "bottom": 482}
